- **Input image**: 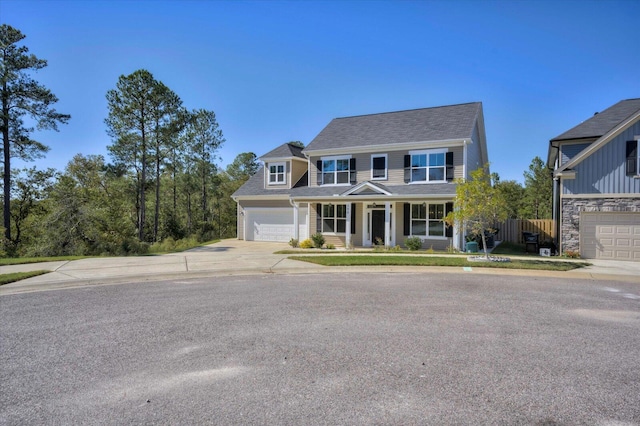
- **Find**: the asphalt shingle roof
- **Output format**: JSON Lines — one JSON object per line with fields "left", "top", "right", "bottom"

{"left": 260, "top": 142, "right": 305, "bottom": 159}
{"left": 304, "top": 102, "right": 482, "bottom": 152}
{"left": 550, "top": 98, "right": 640, "bottom": 142}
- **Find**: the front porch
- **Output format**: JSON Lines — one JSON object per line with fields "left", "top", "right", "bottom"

{"left": 290, "top": 198, "right": 461, "bottom": 251}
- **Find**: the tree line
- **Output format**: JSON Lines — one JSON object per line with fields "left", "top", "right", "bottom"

{"left": 1, "top": 24, "right": 552, "bottom": 258}
{"left": 1, "top": 24, "right": 258, "bottom": 257}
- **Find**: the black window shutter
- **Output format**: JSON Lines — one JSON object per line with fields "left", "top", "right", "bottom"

{"left": 403, "top": 203, "right": 410, "bottom": 236}
{"left": 626, "top": 140, "right": 638, "bottom": 176}
{"left": 350, "top": 158, "right": 357, "bottom": 184}
{"left": 445, "top": 202, "right": 454, "bottom": 237}
{"left": 404, "top": 155, "right": 411, "bottom": 183}
{"left": 351, "top": 203, "right": 356, "bottom": 234}
{"left": 446, "top": 152, "right": 454, "bottom": 181}
{"left": 316, "top": 203, "right": 322, "bottom": 233}
{"left": 316, "top": 160, "right": 323, "bottom": 185}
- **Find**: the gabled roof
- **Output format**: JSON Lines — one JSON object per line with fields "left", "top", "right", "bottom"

{"left": 551, "top": 98, "right": 640, "bottom": 142}
{"left": 550, "top": 98, "right": 640, "bottom": 175}
{"left": 304, "top": 102, "right": 482, "bottom": 152}
{"left": 260, "top": 142, "right": 305, "bottom": 160}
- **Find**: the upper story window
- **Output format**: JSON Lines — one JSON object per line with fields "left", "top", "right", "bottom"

{"left": 268, "top": 162, "right": 286, "bottom": 185}
{"left": 317, "top": 156, "right": 356, "bottom": 185}
{"left": 371, "top": 154, "right": 387, "bottom": 180}
{"left": 413, "top": 152, "right": 444, "bottom": 182}
{"left": 627, "top": 139, "right": 639, "bottom": 177}
{"left": 404, "top": 149, "right": 453, "bottom": 183}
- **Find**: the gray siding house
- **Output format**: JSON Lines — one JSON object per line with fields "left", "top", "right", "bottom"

{"left": 548, "top": 98, "right": 640, "bottom": 261}
{"left": 232, "top": 102, "right": 489, "bottom": 250}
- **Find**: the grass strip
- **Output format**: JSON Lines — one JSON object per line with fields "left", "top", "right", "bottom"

{"left": 288, "top": 255, "right": 589, "bottom": 271}
{"left": 0, "top": 271, "right": 49, "bottom": 286}
{"left": 0, "top": 256, "right": 86, "bottom": 266}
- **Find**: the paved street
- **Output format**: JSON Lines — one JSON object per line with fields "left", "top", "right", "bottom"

{"left": 1, "top": 272, "right": 639, "bottom": 425}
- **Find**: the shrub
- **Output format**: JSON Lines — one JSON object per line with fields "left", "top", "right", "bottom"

{"left": 562, "top": 250, "right": 581, "bottom": 259}
{"left": 300, "top": 238, "right": 314, "bottom": 249}
{"left": 404, "top": 236, "right": 422, "bottom": 251}
{"left": 425, "top": 245, "right": 435, "bottom": 254}
{"left": 311, "top": 233, "right": 325, "bottom": 249}
{"left": 326, "top": 243, "right": 335, "bottom": 249}
{"left": 289, "top": 238, "right": 299, "bottom": 248}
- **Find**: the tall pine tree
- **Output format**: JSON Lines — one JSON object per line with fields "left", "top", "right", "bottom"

{"left": 0, "top": 24, "right": 70, "bottom": 248}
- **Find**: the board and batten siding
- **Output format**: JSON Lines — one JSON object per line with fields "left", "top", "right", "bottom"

{"left": 560, "top": 143, "right": 590, "bottom": 166}
{"left": 562, "top": 121, "right": 640, "bottom": 195}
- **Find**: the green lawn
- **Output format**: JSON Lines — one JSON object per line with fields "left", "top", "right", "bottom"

{"left": 0, "top": 270, "right": 49, "bottom": 285}
{"left": 0, "top": 256, "right": 87, "bottom": 266}
{"left": 288, "top": 255, "right": 589, "bottom": 271}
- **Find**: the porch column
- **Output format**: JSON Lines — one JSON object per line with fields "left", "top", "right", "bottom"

{"left": 292, "top": 202, "right": 299, "bottom": 241}
{"left": 384, "top": 202, "right": 391, "bottom": 247}
{"left": 345, "top": 203, "right": 352, "bottom": 248}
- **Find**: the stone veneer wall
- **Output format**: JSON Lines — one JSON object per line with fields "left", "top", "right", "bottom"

{"left": 561, "top": 197, "right": 640, "bottom": 253}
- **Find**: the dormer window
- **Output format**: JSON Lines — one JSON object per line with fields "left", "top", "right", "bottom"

{"left": 268, "top": 162, "right": 286, "bottom": 185}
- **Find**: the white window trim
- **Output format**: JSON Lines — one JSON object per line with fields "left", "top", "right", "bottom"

{"left": 371, "top": 153, "right": 388, "bottom": 180}
{"left": 321, "top": 155, "right": 352, "bottom": 186}
{"left": 319, "top": 203, "right": 348, "bottom": 235}
{"left": 635, "top": 136, "right": 640, "bottom": 178}
{"left": 408, "top": 202, "right": 447, "bottom": 240}
{"left": 268, "top": 162, "right": 286, "bottom": 185}
{"left": 408, "top": 149, "right": 448, "bottom": 184}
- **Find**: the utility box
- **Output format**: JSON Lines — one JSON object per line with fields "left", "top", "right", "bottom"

{"left": 466, "top": 241, "right": 479, "bottom": 253}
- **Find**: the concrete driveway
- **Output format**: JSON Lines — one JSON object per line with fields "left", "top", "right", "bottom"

{"left": 0, "top": 239, "right": 638, "bottom": 295}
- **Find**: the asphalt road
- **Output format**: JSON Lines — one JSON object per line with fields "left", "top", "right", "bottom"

{"left": 1, "top": 273, "right": 639, "bottom": 425}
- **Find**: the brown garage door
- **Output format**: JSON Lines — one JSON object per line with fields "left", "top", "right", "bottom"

{"left": 580, "top": 212, "right": 640, "bottom": 261}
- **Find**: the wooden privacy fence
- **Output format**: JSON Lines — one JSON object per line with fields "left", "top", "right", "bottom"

{"left": 493, "top": 219, "right": 555, "bottom": 244}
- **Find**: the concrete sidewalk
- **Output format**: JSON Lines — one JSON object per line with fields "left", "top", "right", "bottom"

{"left": 1, "top": 239, "right": 638, "bottom": 295}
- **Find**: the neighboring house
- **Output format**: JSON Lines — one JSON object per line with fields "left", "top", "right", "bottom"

{"left": 232, "top": 102, "right": 489, "bottom": 249}
{"left": 548, "top": 98, "right": 640, "bottom": 261}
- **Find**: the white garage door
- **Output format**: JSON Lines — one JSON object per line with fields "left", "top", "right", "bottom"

{"left": 245, "top": 208, "right": 295, "bottom": 242}
{"left": 580, "top": 212, "right": 640, "bottom": 261}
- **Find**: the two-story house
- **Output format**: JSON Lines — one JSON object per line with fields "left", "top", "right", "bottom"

{"left": 232, "top": 102, "right": 489, "bottom": 250}
{"left": 548, "top": 98, "right": 640, "bottom": 261}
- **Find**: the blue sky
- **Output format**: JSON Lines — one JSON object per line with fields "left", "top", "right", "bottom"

{"left": 3, "top": 0, "right": 639, "bottom": 183}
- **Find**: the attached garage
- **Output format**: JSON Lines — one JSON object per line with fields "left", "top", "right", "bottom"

{"left": 580, "top": 212, "right": 640, "bottom": 260}
{"left": 243, "top": 207, "right": 308, "bottom": 242}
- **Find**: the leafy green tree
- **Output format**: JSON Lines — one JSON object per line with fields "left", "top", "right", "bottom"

{"left": 445, "top": 164, "right": 509, "bottom": 258}
{"left": 0, "top": 24, "right": 70, "bottom": 244}
{"left": 287, "top": 141, "right": 304, "bottom": 148}
{"left": 39, "top": 154, "right": 136, "bottom": 256}
{"left": 522, "top": 156, "right": 552, "bottom": 219}
{"left": 9, "top": 167, "right": 57, "bottom": 253}
{"left": 492, "top": 173, "right": 525, "bottom": 219}
{"left": 226, "top": 152, "right": 259, "bottom": 182}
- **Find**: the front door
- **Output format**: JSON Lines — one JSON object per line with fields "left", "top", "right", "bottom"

{"left": 371, "top": 210, "right": 385, "bottom": 245}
